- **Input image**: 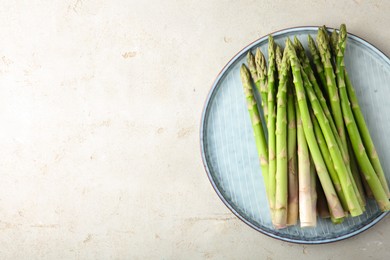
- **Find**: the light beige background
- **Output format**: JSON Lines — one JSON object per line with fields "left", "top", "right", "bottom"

{"left": 0, "top": 0, "right": 389, "bottom": 259}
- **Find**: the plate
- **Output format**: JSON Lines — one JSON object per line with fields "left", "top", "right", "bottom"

{"left": 200, "top": 26, "right": 390, "bottom": 244}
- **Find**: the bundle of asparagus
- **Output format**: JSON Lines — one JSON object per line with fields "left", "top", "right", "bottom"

{"left": 240, "top": 24, "right": 390, "bottom": 229}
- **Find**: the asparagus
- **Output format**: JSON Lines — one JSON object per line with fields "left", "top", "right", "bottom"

{"left": 247, "top": 51, "right": 267, "bottom": 126}
{"left": 287, "top": 39, "right": 345, "bottom": 220}
{"left": 296, "top": 96, "right": 316, "bottom": 227}
{"left": 240, "top": 65, "right": 269, "bottom": 198}
{"left": 361, "top": 169, "right": 374, "bottom": 198}
{"left": 286, "top": 40, "right": 299, "bottom": 225}
{"left": 295, "top": 36, "right": 365, "bottom": 211}
{"left": 344, "top": 66, "right": 390, "bottom": 198}
{"left": 274, "top": 45, "right": 289, "bottom": 229}
{"left": 316, "top": 29, "right": 367, "bottom": 210}
{"left": 267, "top": 41, "right": 278, "bottom": 223}
{"left": 320, "top": 25, "right": 330, "bottom": 45}
{"left": 300, "top": 65, "right": 363, "bottom": 216}
{"left": 255, "top": 48, "right": 269, "bottom": 125}
{"left": 329, "top": 28, "right": 365, "bottom": 208}
{"left": 295, "top": 38, "right": 344, "bottom": 159}
{"left": 295, "top": 38, "right": 347, "bottom": 162}
{"left": 278, "top": 41, "right": 299, "bottom": 226}
{"left": 267, "top": 36, "right": 278, "bottom": 124}
{"left": 312, "top": 112, "right": 348, "bottom": 212}
{"left": 308, "top": 35, "right": 328, "bottom": 98}
{"left": 247, "top": 51, "right": 258, "bottom": 85}
{"left": 336, "top": 25, "right": 390, "bottom": 211}
{"left": 347, "top": 138, "right": 366, "bottom": 205}
{"left": 317, "top": 29, "right": 348, "bottom": 155}
{"left": 291, "top": 38, "right": 362, "bottom": 216}
{"left": 247, "top": 51, "right": 259, "bottom": 86}
{"left": 330, "top": 30, "right": 339, "bottom": 58}
{"left": 310, "top": 155, "right": 318, "bottom": 226}
{"left": 287, "top": 75, "right": 298, "bottom": 226}
{"left": 275, "top": 44, "right": 283, "bottom": 73}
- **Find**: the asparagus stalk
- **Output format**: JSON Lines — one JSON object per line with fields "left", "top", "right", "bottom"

{"left": 274, "top": 45, "right": 298, "bottom": 225}
{"left": 247, "top": 51, "right": 258, "bottom": 86}
{"left": 295, "top": 37, "right": 347, "bottom": 162}
{"left": 320, "top": 25, "right": 330, "bottom": 45}
{"left": 295, "top": 36, "right": 365, "bottom": 211}
{"left": 240, "top": 65, "right": 269, "bottom": 198}
{"left": 308, "top": 35, "right": 328, "bottom": 98}
{"left": 274, "top": 45, "right": 289, "bottom": 229}
{"left": 347, "top": 138, "right": 366, "bottom": 205}
{"left": 255, "top": 48, "right": 269, "bottom": 125}
{"left": 336, "top": 25, "right": 390, "bottom": 211}
{"left": 280, "top": 40, "right": 299, "bottom": 225}
{"left": 267, "top": 41, "right": 278, "bottom": 223}
{"left": 316, "top": 29, "right": 348, "bottom": 156}
{"left": 330, "top": 30, "right": 339, "bottom": 58}
{"left": 296, "top": 96, "right": 315, "bottom": 227}
{"left": 289, "top": 38, "right": 362, "bottom": 216}
{"left": 330, "top": 27, "right": 365, "bottom": 209}
{"left": 287, "top": 76, "right": 298, "bottom": 226}
{"left": 300, "top": 65, "right": 363, "bottom": 216}
{"left": 344, "top": 66, "right": 390, "bottom": 198}
{"left": 295, "top": 38, "right": 344, "bottom": 158}
{"left": 275, "top": 44, "right": 283, "bottom": 73}
{"left": 310, "top": 154, "right": 318, "bottom": 226}
{"left": 311, "top": 112, "right": 348, "bottom": 211}
{"left": 361, "top": 169, "right": 374, "bottom": 198}
{"left": 286, "top": 39, "right": 345, "bottom": 220}
{"left": 317, "top": 29, "right": 368, "bottom": 210}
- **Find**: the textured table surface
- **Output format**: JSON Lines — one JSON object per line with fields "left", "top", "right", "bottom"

{"left": 0, "top": 1, "right": 389, "bottom": 259}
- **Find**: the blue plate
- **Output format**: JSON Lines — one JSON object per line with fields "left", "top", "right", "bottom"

{"left": 200, "top": 26, "right": 390, "bottom": 244}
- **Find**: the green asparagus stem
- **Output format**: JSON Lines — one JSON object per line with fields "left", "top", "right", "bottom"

{"left": 275, "top": 42, "right": 299, "bottom": 226}
{"left": 344, "top": 64, "right": 390, "bottom": 198}
{"left": 299, "top": 65, "right": 363, "bottom": 216}
{"left": 267, "top": 36, "right": 277, "bottom": 124}
{"left": 308, "top": 35, "right": 328, "bottom": 98}
{"left": 294, "top": 36, "right": 365, "bottom": 211}
{"left": 269, "top": 44, "right": 283, "bottom": 225}
{"left": 336, "top": 25, "right": 390, "bottom": 211}
{"left": 361, "top": 169, "right": 374, "bottom": 198}
{"left": 330, "top": 30, "right": 339, "bottom": 58}
{"left": 240, "top": 65, "right": 269, "bottom": 198}
{"left": 312, "top": 112, "right": 348, "bottom": 211}
{"left": 320, "top": 25, "right": 331, "bottom": 46}
{"left": 275, "top": 44, "right": 283, "bottom": 74}
{"left": 267, "top": 42, "right": 278, "bottom": 223}
{"left": 289, "top": 38, "right": 362, "bottom": 216}
{"left": 274, "top": 45, "right": 289, "bottom": 229}
{"left": 281, "top": 42, "right": 299, "bottom": 225}
{"left": 286, "top": 39, "right": 345, "bottom": 220}
{"left": 329, "top": 27, "right": 364, "bottom": 209}
{"left": 255, "top": 48, "right": 269, "bottom": 125}
{"left": 310, "top": 155, "right": 318, "bottom": 226}
{"left": 317, "top": 29, "right": 348, "bottom": 156}
{"left": 296, "top": 38, "right": 342, "bottom": 156}
{"left": 317, "top": 29, "right": 368, "bottom": 210}
{"left": 295, "top": 37, "right": 347, "bottom": 163}
{"left": 287, "top": 77, "right": 298, "bottom": 226}
{"left": 247, "top": 51, "right": 259, "bottom": 86}
{"left": 330, "top": 30, "right": 366, "bottom": 208}
{"left": 296, "top": 97, "right": 315, "bottom": 227}
{"left": 347, "top": 138, "right": 366, "bottom": 206}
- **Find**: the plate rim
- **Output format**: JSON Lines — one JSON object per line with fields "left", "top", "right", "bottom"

{"left": 200, "top": 25, "right": 390, "bottom": 244}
